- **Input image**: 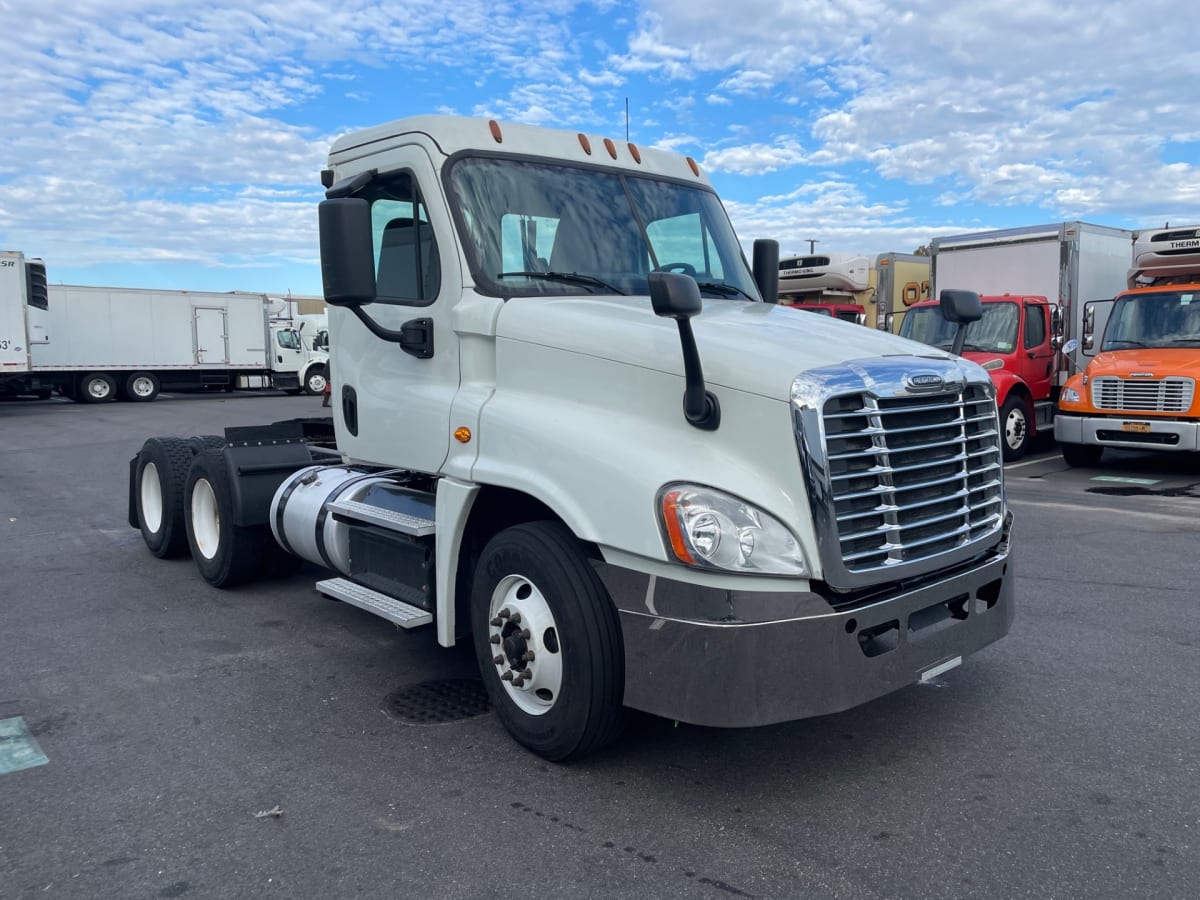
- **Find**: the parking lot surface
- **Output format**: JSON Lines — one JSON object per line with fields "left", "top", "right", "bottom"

{"left": 2, "top": 395, "right": 1197, "bottom": 899}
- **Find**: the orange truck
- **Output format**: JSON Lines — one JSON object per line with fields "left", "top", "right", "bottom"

{"left": 1055, "top": 225, "right": 1200, "bottom": 465}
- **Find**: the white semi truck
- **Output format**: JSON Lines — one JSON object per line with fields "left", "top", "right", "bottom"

{"left": 0, "top": 256, "right": 329, "bottom": 402}
{"left": 128, "top": 116, "right": 1015, "bottom": 760}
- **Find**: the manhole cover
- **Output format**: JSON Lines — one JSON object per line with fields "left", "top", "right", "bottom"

{"left": 383, "top": 678, "right": 491, "bottom": 725}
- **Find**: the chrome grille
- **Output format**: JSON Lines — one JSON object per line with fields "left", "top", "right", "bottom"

{"left": 1090, "top": 377, "right": 1194, "bottom": 413}
{"left": 822, "top": 385, "right": 1003, "bottom": 573}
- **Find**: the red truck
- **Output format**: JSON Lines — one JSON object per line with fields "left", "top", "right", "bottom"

{"left": 899, "top": 293, "right": 1059, "bottom": 460}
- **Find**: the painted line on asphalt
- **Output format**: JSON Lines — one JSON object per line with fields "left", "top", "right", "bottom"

{"left": 1004, "top": 455, "right": 1058, "bottom": 470}
{"left": 1008, "top": 496, "right": 1200, "bottom": 528}
{"left": 1089, "top": 475, "right": 1161, "bottom": 485}
{"left": 0, "top": 716, "right": 49, "bottom": 775}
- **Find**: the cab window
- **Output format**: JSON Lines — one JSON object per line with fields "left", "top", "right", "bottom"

{"left": 1025, "top": 305, "right": 1046, "bottom": 349}
{"left": 362, "top": 172, "right": 441, "bottom": 305}
{"left": 276, "top": 329, "right": 301, "bottom": 350}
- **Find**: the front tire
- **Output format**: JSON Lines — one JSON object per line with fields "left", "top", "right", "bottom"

{"left": 999, "top": 396, "right": 1032, "bottom": 461}
{"left": 303, "top": 365, "right": 328, "bottom": 396}
{"left": 184, "top": 450, "right": 269, "bottom": 587}
{"left": 1061, "top": 442, "right": 1104, "bottom": 467}
{"left": 471, "top": 521, "right": 624, "bottom": 761}
{"left": 135, "top": 437, "right": 194, "bottom": 558}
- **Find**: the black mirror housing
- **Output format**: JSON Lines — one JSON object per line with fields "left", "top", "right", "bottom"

{"left": 939, "top": 289, "right": 983, "bottom": 324}
{"left": 649, "top": 271, "right": 702, "bottom": 320}
{"left": 319, "top": 198, "right": 378, "bottom": 308}
{"left": 752, "top": 239, "right": 779, "bottom": 304}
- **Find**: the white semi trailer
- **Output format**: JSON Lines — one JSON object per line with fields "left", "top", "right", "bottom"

{"left": 128, "top": 115, "right": 1014, "bottom": 760}
{"left": 0, "top": 259, "right": 329, "bottom": 402}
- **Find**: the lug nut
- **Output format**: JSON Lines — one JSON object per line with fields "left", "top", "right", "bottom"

{"left": 510, "top": 612, "right": 522, "bottom": 624}
{"left": 520, "top": 629, "right": 531, "bottom": 639}
{"left": 489, "top": 635, "right": 501, "bottom": 645}
{"left": 490, "top": 616, "right": 503, "bottom": 627}
{"left": 498, "top": 608, "right": 511, "bottom": 619}
{"left": 501, "top": 671, "right": 514, "bottom": 682}
{"left": 493, "top": 655, "right": 504, "bottom": 665}
{"left": 523, "top": 651, "right": 536, "bottom": 662}
{"left": 513, "top": 676, "right": 526, "bottom": 687}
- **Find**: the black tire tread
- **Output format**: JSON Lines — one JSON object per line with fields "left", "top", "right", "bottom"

{"left": 184, "top": 450, "right": 268, "bottom": 588}
{"left": 137, "top": 437, "right": 193, "bottom": 558}
{"left": 473, "top": 520, "right": 624, "bottom": 761}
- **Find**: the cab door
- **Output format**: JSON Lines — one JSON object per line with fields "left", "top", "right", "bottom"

{"left": 1018, "top": 300, "right": 1054, "bottom": 401}
{"left": 329, "top": 144, "right": 462, "bottom": 473}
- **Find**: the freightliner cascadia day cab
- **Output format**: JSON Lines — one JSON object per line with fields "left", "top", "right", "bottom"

{"left": 127, "top": 116, "right": 1015, "bottom": 760}
{"left": 1056, "top": 225, "right": 1200, "bottom": 465}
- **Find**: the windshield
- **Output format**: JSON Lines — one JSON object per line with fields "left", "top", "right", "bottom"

{"left": 1102, "top": 291, "right": 1200, "bottom": 349}
{"left": 446, "top": 156, "right": 760, "bottom": 300}
{"left": 900, "top": 302, "right": 1019, "bottom": 352}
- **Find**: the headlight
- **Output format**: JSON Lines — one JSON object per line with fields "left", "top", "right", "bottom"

{"left": 1061, "top": 386, "right": 1081, "bottom": 403}
{"left": 658, "top": 484, "right": 807, "bottom": 576}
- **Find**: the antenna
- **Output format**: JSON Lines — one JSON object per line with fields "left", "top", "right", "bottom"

{"left": 806, "top": 239, "right": 819, "bottom": 254}
{"left": 625, "top": 97, "right": 630, "bottom": 141}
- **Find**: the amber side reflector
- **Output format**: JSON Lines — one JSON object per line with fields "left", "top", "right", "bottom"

{"left": 578, "top": 133, "right": 592, "bottom": 155}
{"left": 660, "top": 490, "right": 696, "bottom": 565}
{"left": 627, "top": 142, "right": 642, "bottom": 164}
{"left": 489, "top": 120, "right": 503, "bottom": 143}
{"left": 686, "top": 156, "right": 700, "bottom": 176}
{"left": 603, "top": 138, "right": 618, "bottom": 159}
{"left": 454, "top": 427, "right": 472, "bottom": 443}
{"left": 879, "top": 259, "right": 890, "bottom": 266}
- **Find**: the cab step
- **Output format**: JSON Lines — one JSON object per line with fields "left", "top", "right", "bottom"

{"left": 316, "top": 577, "right": 432, "bottom": 629}
{"left": 325, "top": 498, "right": 436, "bottom": 536}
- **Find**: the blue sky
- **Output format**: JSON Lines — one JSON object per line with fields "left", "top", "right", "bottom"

{"left": 2, "top": 0, "right": 1197, "bottom": 297}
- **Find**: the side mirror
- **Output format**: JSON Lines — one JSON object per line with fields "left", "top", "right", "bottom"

{"left": 752, "top": 239, "right": 779, "bottom": 304}
{"left": 939, "top": 289, "right": 982, "bottom": 356}
{"left": 939, "top": 289, "right": 983, "bottom": 324}
{"left": 649, "top": 271, "right": 719, "bottom": 430}
{"left": 649, "top": 271, "right": 702, "bottom": 320}
{"left": 319, "top": 198, "right": 377, "bottom": 307}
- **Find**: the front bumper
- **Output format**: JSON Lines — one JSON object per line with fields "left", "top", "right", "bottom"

{"left": 1055, "top": 413, "right": 1200, "bottom": 451}
{"left": 596, "top": 517, "right": 1014, "bottom": 728}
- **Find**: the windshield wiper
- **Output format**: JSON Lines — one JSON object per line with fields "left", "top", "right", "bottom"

{"left": 1104, "top": 339, "right": 1148, "bottom": 347}
{"left": 694, "top": 280, "right": 755, "bottom": 301}
{"left": 959, "top": 343, "right": 993, "bottom": 352}
{"left": 497, "top": 271, "right": 626, "bottom": 295}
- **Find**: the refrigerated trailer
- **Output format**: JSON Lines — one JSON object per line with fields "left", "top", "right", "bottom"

{"left": 0, "top": 261, "right": 329, "bottom": 402}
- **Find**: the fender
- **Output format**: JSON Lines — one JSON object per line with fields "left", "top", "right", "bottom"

{"left": 987, "top": 368, "right": 1027, "bottom": 410}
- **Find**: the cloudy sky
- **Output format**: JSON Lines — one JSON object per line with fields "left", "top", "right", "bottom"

{"left": 2, "top": 0, "right": 1197, "bottom": 296}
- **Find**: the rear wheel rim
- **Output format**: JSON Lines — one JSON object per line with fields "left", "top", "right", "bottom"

{"left": 191, "top": 478, "right": 220, "bottom": 560}
{"left": 87, "top": 378, "right": 110, "bottom": 399}
{"left": 131, "top": 376, "right": 155, "bottom": 398}
{"left": 140, "top": 462, "right": 163, "bottom": 533}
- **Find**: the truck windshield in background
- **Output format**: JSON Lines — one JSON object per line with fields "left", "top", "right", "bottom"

{"left": 901, "top": 301, "right": 1019, "bottom": 353}
{"left": 446, "top": 157, "right": 760, "bottom": 301}
{"left": 1102, "top": 291, "right": 1200, "bottom": 350}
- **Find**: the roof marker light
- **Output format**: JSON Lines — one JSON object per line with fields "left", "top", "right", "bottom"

{"left": 686, "top": 157, "right": 700, "bottom": 177}
{"left": 603, "top": 138, "right": 618, "bottom": 159}
{"left": 627, "top": 142, "right": 642, "bottom": 164}
{"left": 578, "top": 133, "right": 592, "bottom": 155}
{"left": 488, "top": 120, "right": 503, "bottom": 143}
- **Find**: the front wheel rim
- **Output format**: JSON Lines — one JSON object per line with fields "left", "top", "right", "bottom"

{"left": 140, "top": 462, "right": 163, "bottom": 533}
{"left": 131, "top": 376, "right": 154, "bottom": 397}
{"left": 487, "top": 574, "right": 563, "bottom": 716}
{"left": 190, "top": 478, "right": 221, "bottom": 560}
{"left": 1005, "top": 409, "right": 1026, "bottom": 450}
{"left": 87, "top": 379, "right": 110, "bottom": 399}
{"left": 308, "top": 373, "right": 327, "bottom": 392}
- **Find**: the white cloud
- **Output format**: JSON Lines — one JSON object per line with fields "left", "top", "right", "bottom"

{"left": 703, "top": 141, "right": 809, "bottom": 175}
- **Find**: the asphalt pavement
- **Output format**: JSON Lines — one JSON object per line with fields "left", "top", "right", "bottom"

{"left": 1, "top": 394, "right": 1197, "bottom": 899}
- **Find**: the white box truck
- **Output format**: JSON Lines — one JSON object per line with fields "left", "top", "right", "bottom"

{"left": 127, "top": 115, "right": 1015, "bottom": 760}
{"left": 0, "top": 266, "right": 329, "bottom": 402}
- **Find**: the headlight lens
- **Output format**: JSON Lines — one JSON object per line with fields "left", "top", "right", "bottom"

{"left": 658, "top": 485, "right": 807, "bottom": 576}
{"left": 1061, "top": 386, "right": 1081, "bottom": 403}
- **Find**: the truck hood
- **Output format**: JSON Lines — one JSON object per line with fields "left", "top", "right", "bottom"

{"left": 495, "top": 295, "right": 952, "bottom": 401}
{"left": 1086, "top": 348, "right": 1200, "bottom": 379}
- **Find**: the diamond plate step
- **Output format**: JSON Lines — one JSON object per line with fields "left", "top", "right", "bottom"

{"left": 325, "top": 498, "right": 436, "bottom": 536}
{"left": 316, "top": 577, "right": 432, "bottom": 629}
